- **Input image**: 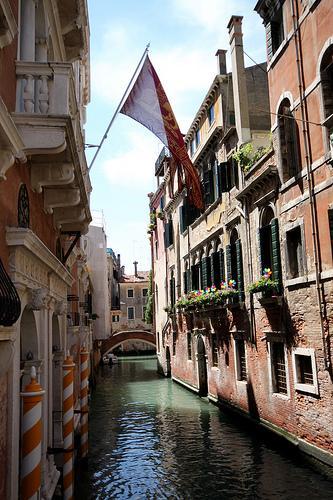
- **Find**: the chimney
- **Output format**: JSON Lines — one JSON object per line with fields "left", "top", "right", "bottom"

{"left": 133, "top": 261, "right": 138, "bottom": 277}
{"left": 215, "top": 49, "right": 227, "bottom": 75}
{"left": 228, "top": 16, "right": 251, "bottom": 145}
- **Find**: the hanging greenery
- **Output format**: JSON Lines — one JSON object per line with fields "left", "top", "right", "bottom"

{"left": 144, "top": 271, "right": 153, "bottom": 324}
{"left": 232, "top": 142, "right": 271, "bottom": 173}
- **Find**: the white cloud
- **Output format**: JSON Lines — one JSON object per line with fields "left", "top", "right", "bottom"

{"left": 101, "top": 130, "right": 160, "bottom": 188}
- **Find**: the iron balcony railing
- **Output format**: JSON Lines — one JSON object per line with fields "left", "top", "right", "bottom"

{"left": 155, "top": 147, "right": 171, "bottom": 176}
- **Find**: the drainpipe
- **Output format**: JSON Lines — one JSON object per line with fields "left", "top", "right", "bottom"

{"left": 291, "top": 0, "right": 331, "bottom": 375}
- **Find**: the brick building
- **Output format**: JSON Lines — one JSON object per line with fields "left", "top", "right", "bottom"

{"left": 150, "top": 5, "right": 333, "bottom": 468}
{"left": 0, "top": 1, "right": 94, "bottom": 497}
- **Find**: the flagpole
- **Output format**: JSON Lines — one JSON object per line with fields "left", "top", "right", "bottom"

{"left": 88, "top": 43, "right": 150, "bottom": 171}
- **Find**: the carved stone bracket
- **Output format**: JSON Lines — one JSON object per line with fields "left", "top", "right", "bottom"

{"left": 54, "top": 300, "right": 67, "bottom": 316}
{"left": 31, "top": 163, "right": 75, "bottom": 193}
{"left": 0, "top": 149, "right": 15, "bottom": 181}
{"left": 44, "top": 188, "right": 81, "bottom": 213}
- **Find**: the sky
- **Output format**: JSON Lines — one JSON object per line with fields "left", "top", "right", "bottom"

{"left": 85, "top": 0, "right": 266, "bottom": 275}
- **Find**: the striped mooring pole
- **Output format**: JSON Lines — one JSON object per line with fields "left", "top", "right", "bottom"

{"left": 20, "top": 366, "right": 45, "bottom": 500}
{"left": 62, "top": 353, "right": 75, "bottom": 500}
{"left": 80, "top": 345, "right": 89, "bottom": 459}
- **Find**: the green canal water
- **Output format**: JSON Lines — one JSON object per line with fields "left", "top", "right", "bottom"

{"left": 79, "top": 357, "right": 333, "bottom": 499}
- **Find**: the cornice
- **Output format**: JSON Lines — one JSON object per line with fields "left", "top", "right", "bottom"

{"left": 6, "top": 227, "right": 73, "bottom": 287}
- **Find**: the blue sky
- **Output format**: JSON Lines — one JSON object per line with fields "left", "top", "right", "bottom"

{"left": 85, "top": 0, "right": 266, "bottom": 274}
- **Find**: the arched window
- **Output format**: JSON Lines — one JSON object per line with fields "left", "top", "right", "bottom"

{"left": 320, "top": 45, "right": 333, "bottom": 123}
{"left": 278, "top": 98, "right": 300, "bottom": 180}
{"left": 18, "top": 184, "right": 30, "bottom": 228}
{"left": 259, "top": 206, "right": 282, "bottom": 285}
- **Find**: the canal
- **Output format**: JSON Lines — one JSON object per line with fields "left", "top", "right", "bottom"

{"left": 80, "top": 357, "right": 333, "bottom": 499}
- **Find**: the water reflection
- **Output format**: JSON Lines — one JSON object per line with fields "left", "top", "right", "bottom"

{"left": 82, "top": 358, "right": 333, "bottom": 499}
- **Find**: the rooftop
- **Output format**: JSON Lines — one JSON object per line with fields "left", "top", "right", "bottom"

{"left": 119, "top": 271, "right": 150, "bottom": 283}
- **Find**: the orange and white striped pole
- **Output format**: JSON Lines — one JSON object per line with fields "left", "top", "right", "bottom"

{"left": 80, "top": 345, "right": 89, "bottom": 459}
{"left": 62, "top": 353, "right": 75, "bottom": 500}
{"left": 20, "top": 366, "right": 45, "bottom": 500}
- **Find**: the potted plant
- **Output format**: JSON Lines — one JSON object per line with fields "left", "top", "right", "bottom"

{"left": 248, "top": 268, "right": 280, "bottom": 301}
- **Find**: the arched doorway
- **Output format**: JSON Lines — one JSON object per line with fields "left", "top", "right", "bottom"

{"left": 165, "top": 346, "right": 171, "bottom": 378}
{"left": 197, "top": 335, "right": 208, "bottom": 396}
{"left": 20, "top": 308, "right": 39, "bottom": 390}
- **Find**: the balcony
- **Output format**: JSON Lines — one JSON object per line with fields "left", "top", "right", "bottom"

{"left": 155, "top": 147, "right": 170, "bottom": 177}
{"left": 12, "top": 61, "right": 91, "bottom": 234}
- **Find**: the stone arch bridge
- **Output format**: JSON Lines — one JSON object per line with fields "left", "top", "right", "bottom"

{"left": 101, "top": 330, "right": 156, "bottom": 355}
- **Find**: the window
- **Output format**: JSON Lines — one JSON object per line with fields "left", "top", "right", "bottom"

{"left": 259, "top": 208, "right": 282, "bottom": 284}
{"left": 286, "top": 225, "right": 304, "bottom": 278}
{"left": 142, "top": 306, "right": 146, "bottom": 319}
{"left": 211, "top": 334, "right": 218, "bottom": 367}
{"left": 142, "top": 288, "right": 148, "bottom": 297}
{"left": 127, "top": 307, "right": 135, "bottom": 320}
{"left": 278, "top": 98, "right": 300, "bottom": 181}
{"left": 112, "top": 315, "right": 119, "bottom": 323}
{"left": 203, "top": 163, "right": 215, "bottom": 207}
{"left": 191, "top": 262, "right": 200, "bottom": 291}
{"left": 179, "top": 196, "right": 200, "bottom": 233}
{"left": 320, "top": 45, "right": 333, "bottom": 128}
{"left": 190, "top": 139, "right": 195, "bottom": 157}
{"left": 187, "top": 331, "right": 192, "bottom": 360}
{"left": 218, "top": 157, "right": 238, "bottom": 194}
{"left": 234, "top": 339, "right": 246, "bottom": 381}
{"left": 292, "top": 348, "right": 318, "bottom": 395}
{"left": 195, "top": 129, "right": 200, "bottom": 148}
{"left": 270, "top": 7, "right": 284, "bottom": 56}
{"left": 164, "top": 219, "right": 174, "bottom": 248}
{"left": 127, "top": 288, "right": 134, "bottom": 298}
{"left": 200, "top": 255, "right": 211, "bottom": 289}
{"left": 329, "top": 209, "right": 333, "bottom": 259}
{"left": 18, "top": 184, "right": 30, "bottom": 228}
{"left": 208, "top": 104, "right": 215, "bottom": 126}
{"left": 183, "top": 263, "right": 190, "bottom": 294}
{"left": 155, "top": 240, "right": 158, "bottom": 258}
{"left": 169, "top": 270, "right": 176, "bottom": 308}
{"left": 271, "top": 342, "right": 287, "bottom": 395}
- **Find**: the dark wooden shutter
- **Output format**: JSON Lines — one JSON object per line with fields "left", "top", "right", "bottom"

{"left": 168, "top": 220, "right": 174, "bottom": 246}
{"left": 218, "top": 162, "right": 228, "bottom": 194}
{"left": 271, "top": 218, "right": 282, "bottom": 289}
{"left": 203, "top": 170, "right": 214, "bottom": 206}
{"left": 236, "top": 239, "right": 245, "bottom": 301}
{"left": 206, "top": 256, "right": 212, "bottom": 287}
{"left": 164, "top": 224, "right": 169, "bottom": 248}
{"left": 266, "top": 22, "right": 273, "bottom": 61}
{"left": 219, "top": 249, "right": 225, "bottom": 283}
{"left": 210, "top": 254, "right": 215, "bottom": 286}
{"left": 191, "top": 265, "right": 198, "bottom": 291}
{"left": 226, "top": 245, "right": 232, "bottom": 282}
{"left": 183, "top": 271, "right": 187, "bottom": 294}
{"left": 201, "top": 257, "right": 206, "bottom": 288}
{"left": 179, "top": 206, "right": 184, "bottom": 234}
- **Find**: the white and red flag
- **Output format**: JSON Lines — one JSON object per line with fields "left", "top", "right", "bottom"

{"left": 120, "top": 55, "right": 203, "bottom": 210}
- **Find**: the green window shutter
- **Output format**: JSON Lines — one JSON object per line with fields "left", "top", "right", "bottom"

{"left": 206, "top": 256, "right": 212, "bottom": 287}
{"left": 179, "top": 207, "right": 184, "bottom": 234}
{"left": 210, "top": 254, "right": 215, "bottom": 286}
{"left": 183, "top": 271, "right": 187, "bottom": 294}
{"left": 203, "top": 170, "right": 212, "bottom": 206}
{"left": 225, "top": 245, "right": 232, "bottom": 282}
{"left": 218, "top": 162, "right": 228, "bottom": 194}
{"left": 164, "top": 223, "right": 169, "bottom": 248}
{"left": 219, "top": 249, "right": 225, "bottom": 283}
{"left": 235, "top": 239, "right": 245, "bottom": 301}
{"left": 201, "top": 258, "right": 208, "bottom": 288}
{"left": 169, "top": 220, "right": 174, "bottom": 246}
{"left": 271, "top": 218, "right": 282, "bottom": 289}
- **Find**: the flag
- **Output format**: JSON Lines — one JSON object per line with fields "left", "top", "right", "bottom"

{"left": 120, "top": 55, "right": 203, "bottom": 210}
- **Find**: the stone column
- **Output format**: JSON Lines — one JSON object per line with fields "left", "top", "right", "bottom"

{"left": 20, "top": 0, "right": 36, "bottom": 61}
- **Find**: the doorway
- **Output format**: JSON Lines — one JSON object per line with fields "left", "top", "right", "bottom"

{"left": 165, "top": 346, "right": 171, "bottom": 378}
{"left": 197, "top": 335, "right": 208, "bottom": 396}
